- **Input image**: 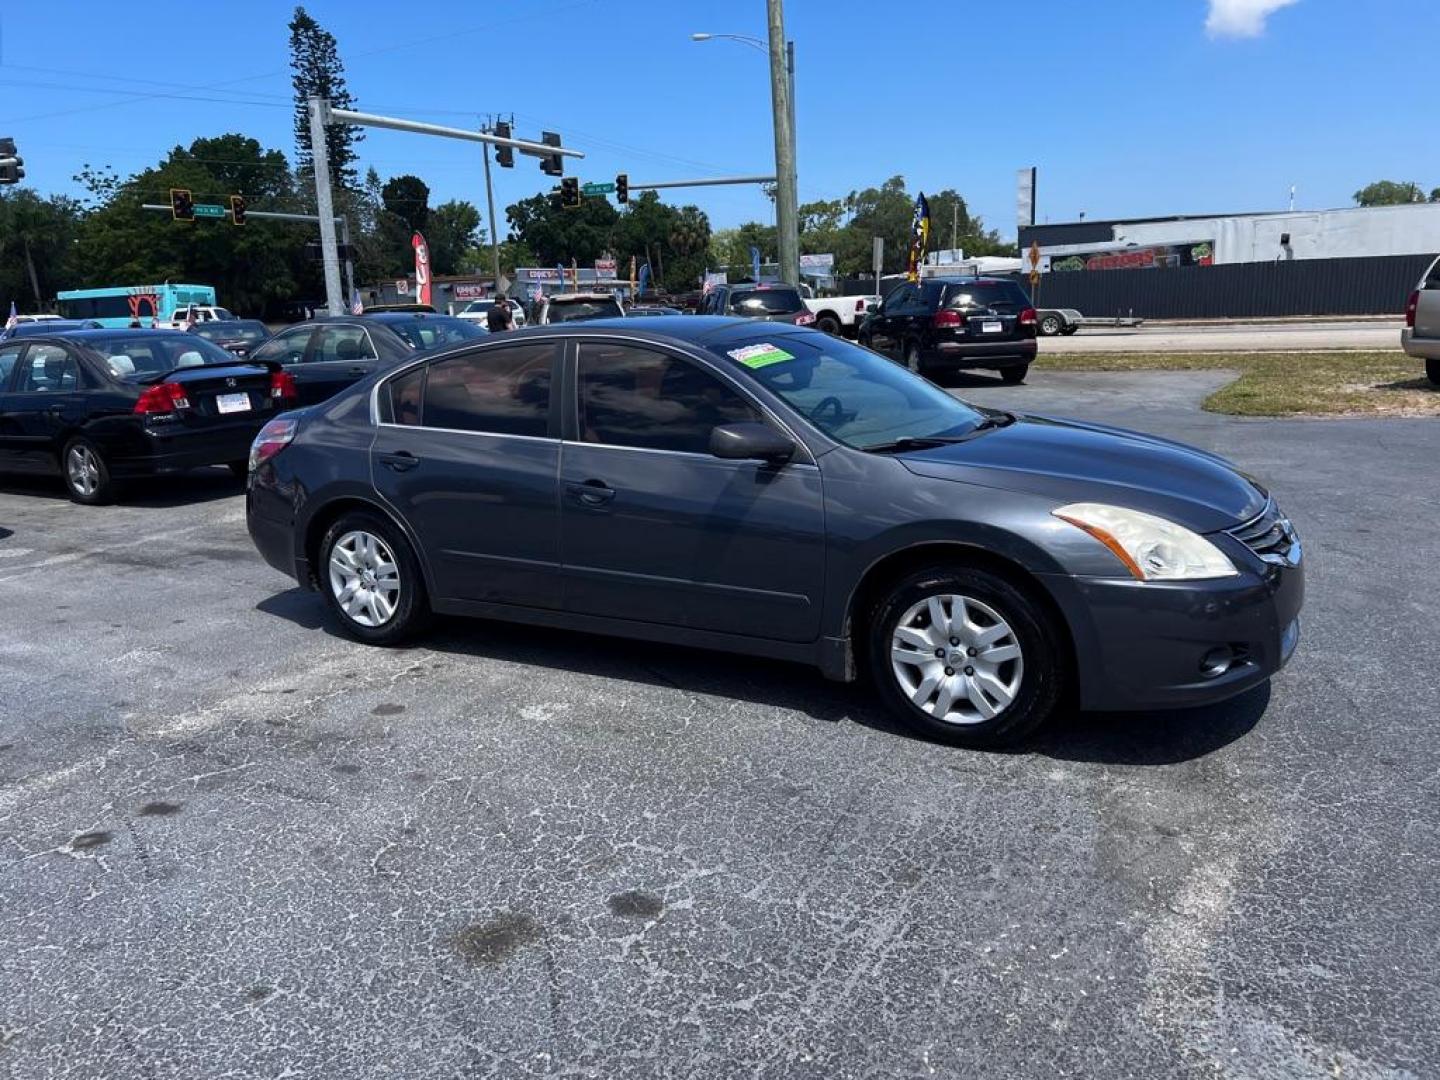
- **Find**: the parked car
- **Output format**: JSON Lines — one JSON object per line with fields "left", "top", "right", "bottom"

{"left": 457, "top": 297, "right": 527, "bottom": 328}
{"left": 626, "top": 305, "right": 684, "bottom": 317}
{"left": 363, "top": 303, "right": 435, "bottom": 314}
{"left": 190, "top": 319, "right": 271, "bottom": 357}
{"left": 10, "top": 313, "right": 64, "bottom": 325}
{"left": 535, "top": 292, "right": 626, "bottom": 325}
{"left": 247, "top": 317, "right": 415, "bottom": 408}
{"left": 804, "top": 294, "right": 877, "bottom": 337}
{"left": 1, "top": 319, "right": 103, "bottom": 341}
{"left": 246, "top": 317, "right": 1303, "bottom": 749}
{"left": 0, "top": 330, "right": 296, "bottom": 503}
{"left": 859, "top": 277, "right": 1038, "bottom": 383}
{"left": 165, "top": 305, "right": 235, "bottom": 328}
{"left": 697, "top": 283, "right": 817, "bottom": 326}
{"left": 1402, "top": 257, "right": 1440, "bottom": 385}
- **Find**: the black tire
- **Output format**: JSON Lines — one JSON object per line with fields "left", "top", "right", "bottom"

{"left": 1060, "top": 325, "right": 1080, "bottom": 336}
{"left": 1000, "top": 364, "right": 1030, "bottom": 385}
{"left": 866, "top": 565, "right": 1066, "bottom": 748}
{"left": 857, "top": 331, "right": 874, "bottom": 351}
{"left": 1427, "top": 358, "right": 1440, "bottom": 386}
{"left": 1039, "top": 313, "right": 1063, "bottom": 337}
{"left": 318, "top": 510, "right": 431, "bottom": 645}
{"left": 227, "top": 460, "right": 249, "bottom": 479}
{"left": 61, "top": 436, "right": 115, "bottom": 505}
{"left": 816, "top": 314, "right": 841, "bottom": 336}
{"left": 903, "top": 340, "right": 923, "bottom": 373}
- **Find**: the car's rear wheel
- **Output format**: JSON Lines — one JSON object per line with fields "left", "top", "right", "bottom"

{"left": 1060, "top": 325, "right": 1079, "bottom": 336}
{"left": 319, "top": 511, "right": 430, "bottom": 645}
{"left": 1039, "top": 313, "right": 1063, "bottom": 336}
{"left": 1000, "top": 364, "right": 1030, "bottom": 385}
{"left": 867, "top": 565, "right": 1065, "bottom": 748}
{"left": 62, "top": 437, "right": 114, "bottom": 505}
{"left": 816, "top": 314, "right": 841, "bottom": 336}
{"left": 1427, "top": 357, "right": 1440, "bottom": 386}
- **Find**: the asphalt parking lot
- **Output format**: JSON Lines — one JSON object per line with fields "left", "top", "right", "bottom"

{"left": 2, "top": 369, "right": 1436, "bottom": 1078}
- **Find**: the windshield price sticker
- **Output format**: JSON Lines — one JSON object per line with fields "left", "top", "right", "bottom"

{"left": 729, "top": 343, "right": 795, "bottom": 369}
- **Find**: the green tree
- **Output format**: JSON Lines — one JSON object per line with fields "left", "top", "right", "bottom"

{"left": 506, "top": 191, "right": 619, "bottom": 266}
{"left": 1353, "top": 180, "right": 1426, "bottom": 207}
{"left": 709, "top": 222, "right": 778, "bottom": 279}
{"left": 0, "top": 189, "right": 82, "bottom": 311}
{"left": 381, "top": 175, "right": 431, "bottom": 233}
{"left": 289, "top": 6, "right": 363, "bottom": 188}
{"left": 426, "top": 200, "right": 484, "bottom": 276}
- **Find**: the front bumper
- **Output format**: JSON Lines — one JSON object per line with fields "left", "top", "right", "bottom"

{"left": 1040, "top": 556, "right": 1305, "bottom": 712}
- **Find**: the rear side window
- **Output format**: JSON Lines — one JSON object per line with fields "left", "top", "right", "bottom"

{"left": 729, "top": 288, "right": 803, "bottom": 315}
{"left": 0, "top": 343, "right": 24, "bottom": 386}
{"left": 407, "top": 342, "right": 556, "bottom": 436}
{"left": 943, "top": 282, "right": 1032, "bottom": 313}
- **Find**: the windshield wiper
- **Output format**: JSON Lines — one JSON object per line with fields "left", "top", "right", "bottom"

{"left": 970, "top": 410, "right": 1019, "bottom": 431}
{"left": 862, "top": 435, "right": 971, "bottom": 454}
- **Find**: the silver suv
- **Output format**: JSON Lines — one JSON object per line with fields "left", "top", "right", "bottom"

{"left": 1401, "top": 257, "right": 1440, "bottom": 385}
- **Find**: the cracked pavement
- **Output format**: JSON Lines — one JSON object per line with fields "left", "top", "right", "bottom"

{"left": 0, "top": 368, "right": 1435, "bottom": 1077}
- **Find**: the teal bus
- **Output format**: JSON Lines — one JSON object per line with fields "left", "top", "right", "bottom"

{"left": 56, "top": 284, "right": 220, "bottom": 328}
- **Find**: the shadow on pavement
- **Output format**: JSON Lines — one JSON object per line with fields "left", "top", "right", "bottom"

{"left": 258, "top": 588, "right": 1269, "bottom": 765}
{"left": 0, "top": 468, "right": 244, "bottom": 509}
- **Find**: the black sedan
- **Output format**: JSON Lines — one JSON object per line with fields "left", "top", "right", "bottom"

{"left": 0, "top": 330, "right": 296, "bottom": 503}
{"left": 246, "top": 318, "right": 1303, "bottom": 748}
{"left": 248, "top": 314, "right": 486, "bottom": 407}
{"left": 190, "top": 319, "right": 271, "bottom": 357}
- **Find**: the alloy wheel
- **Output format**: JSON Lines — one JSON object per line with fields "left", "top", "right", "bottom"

{"left": 329, "top": 530, "right": 402, "bottom": 628}
{"left": 889, "top": 594, "right": 1024, "bottom": 725}
{"left": 66, "top": 444, "right": 101, "bottom": 498}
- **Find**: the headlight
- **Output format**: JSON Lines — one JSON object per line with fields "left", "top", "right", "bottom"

{"left": 1052, "top": 503, "right": 1238, "bottom": 581}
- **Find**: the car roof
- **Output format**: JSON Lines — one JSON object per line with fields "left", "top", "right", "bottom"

{"left": 505, "top": 315, "right": 813, "bottom": 350}
{"left": 31, "top": 328, "right": 200, "bottom": 341}
{"left": 547, "top": 292, "right": 620, "bottom": 301}
{"left": 923, "top": 276, "right": 1017, "bottom": 285}
{"left": 365, "top": 310, "right": 462, "bottom": 322}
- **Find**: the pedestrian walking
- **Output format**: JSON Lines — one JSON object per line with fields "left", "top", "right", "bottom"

{"left": 487, "top": 295, "right": 513, "bottom": 333}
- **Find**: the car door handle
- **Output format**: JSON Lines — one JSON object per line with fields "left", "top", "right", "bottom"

{"left": 347, "top": 366, "right": 369, "bottom": 375}
{"left": 567, "top": 480, "right": 616, "bottom": 506}
{"left": 379, "top": 451, "right": 419, "bottom": 472}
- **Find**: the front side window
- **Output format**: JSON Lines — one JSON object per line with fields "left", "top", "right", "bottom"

{"left": 711, "top": 333, "right": 984, "bottom": 451}
{"left": 407, "top": 342, "right": 556, "bottom": 436}
{"left": 881, "top": 284, "right": 917, "bottom": 313}
{"left": 577, "top": 343, "right": 759, "bottom": 454}
{"left": 17, "top": 345, "right": 81, "bottom": 392}
{"left": 316, "top": 326, "right": 378, "bottom": 363}
{"left": 250, "top": 328, "right": 312, "bottom": 365}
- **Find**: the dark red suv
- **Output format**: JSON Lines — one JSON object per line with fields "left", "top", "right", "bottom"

{"left": 858, "top": 277, "right": 1037, "bottom": 383}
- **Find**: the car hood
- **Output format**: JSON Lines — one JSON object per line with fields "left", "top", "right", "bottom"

{"left": 899, "top": 413, "right": 1265, "bottom": 532}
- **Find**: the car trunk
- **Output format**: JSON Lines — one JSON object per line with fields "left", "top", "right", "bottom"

{"left": 144, "top": 363, "right": 279, "bottom": 425}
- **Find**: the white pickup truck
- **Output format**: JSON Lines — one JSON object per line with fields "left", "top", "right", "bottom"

{"left": 802, "top": 293, "right": 879, "bottom": 337}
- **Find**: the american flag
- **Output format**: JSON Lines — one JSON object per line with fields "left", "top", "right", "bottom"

{"left": 4, "top": 301, "right": 17, "bottom": 332}
{"left": 184, "top": 304, "right": 197, "bottom": 330}
{"left": 350, "top": 287, "right": 364, "bottom": 315}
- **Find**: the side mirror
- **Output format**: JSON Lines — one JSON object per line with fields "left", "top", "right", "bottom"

{"left": 709, "top": 422, "right": 795, "bottom": 464}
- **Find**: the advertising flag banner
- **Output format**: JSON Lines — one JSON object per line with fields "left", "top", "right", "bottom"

{"left": 412, "top": 233, "right": 432, "bottom": 307}
{"left": 907, "top": 193, "right": 931, "bottom": 283}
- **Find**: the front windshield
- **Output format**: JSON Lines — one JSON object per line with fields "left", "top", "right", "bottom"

{"left": 382, "top": 315, "right": 488, "bottom": 350}
{"left": 86, "top": 334, "right": 240, "bottom": 379}
{"left": 192, "top": 321, "right": 267, "bottom": 343}
{"left": 548, "top": 299, "right": 624, "bottom": 322}
{"left": 211, "top": 307, "right": 235, "bottom": 320}
{"left": 714, "top": 334, "right": 984, "bottom": 450}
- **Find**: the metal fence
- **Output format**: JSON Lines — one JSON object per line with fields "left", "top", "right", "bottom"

{"left": 1027, "top": 254, "right": 1433, "bottom": 319}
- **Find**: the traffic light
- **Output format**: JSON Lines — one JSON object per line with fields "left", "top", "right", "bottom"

{"left": 230, "top": 194, "right": 247, "bottom": 226}
{"left": 493, "top": 120, "right": 514, "bottom": 168}
{"left": 560, "top": 177, "right": 581, "bottom": 209}
{"left": 170, "top": 188, "right": 195, "bottom": 222}
{"left": 0, "top": 137, "right": 23, "bottom": 185}
{"left": 615, "top": 173, "right": 629, "bottom": 204}
{"left": 539, "top": 131, "right": 563, "bottom": 177}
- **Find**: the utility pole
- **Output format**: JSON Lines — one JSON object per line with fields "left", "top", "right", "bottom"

{"left": 307, "top": 96, "right": 344, "bottom": 316}
{"left": 767, "top": 0, "right": 799, "bottom": 285}
{"left": 481, "top": 131, "right": 502, "bottom": 289}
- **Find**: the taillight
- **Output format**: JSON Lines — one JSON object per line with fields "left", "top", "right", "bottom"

{"left": 795, "top": 311, "right": 816, "bottom": 326}
{"left": 1406, "top": 290, "right": 1419, "bottom": 328}
{"left": 270, "top": 370, "right": 298, "bottom": 404}
{"left": 133, "top": 381, "right": 190, "bottom": 415}
{"left": 1019, "top": 307, "right": 1038, "bottom": 327}
{"left": 932, "top": 309, "right": 963, "bottom": 329}
{"left": 248, "top": 418, "right": 299, "bottom": 472}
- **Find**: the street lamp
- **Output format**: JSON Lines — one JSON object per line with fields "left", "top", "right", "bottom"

{"left": 692, "top": 11, "right": 798, "bottom": 285}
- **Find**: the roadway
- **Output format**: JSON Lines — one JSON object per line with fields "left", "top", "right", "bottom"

{"left": 1043, "top": 318, "right": 1402, "bottom": 353}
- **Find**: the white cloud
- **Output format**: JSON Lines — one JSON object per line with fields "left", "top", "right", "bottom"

{"left": 1206, "top": 0, "right": 1300, "bottom": 38}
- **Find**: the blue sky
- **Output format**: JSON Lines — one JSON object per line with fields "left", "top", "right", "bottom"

{"left": 3, "top": 0, "right": 1437, "bottom": 240}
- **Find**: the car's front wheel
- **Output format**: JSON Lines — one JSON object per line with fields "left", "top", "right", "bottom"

{"left": 319, "top": 511, "right": 431, "bottom": 645}
{"left": 1427, "top": 357, "right": 1440, "bottom": 386}
{"left": 1000, "top": 364, "right": 1030, "bottom": 385}
{"left": 62, "top": 437, "right": 114, "bottom": 505}
{"left": 867, "top": 565, "right": 1066, "bottom": 748}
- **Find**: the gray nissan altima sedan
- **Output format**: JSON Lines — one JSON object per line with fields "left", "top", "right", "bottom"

{"left": 245, "top": 317, "right": 1303, "bottom": 748}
